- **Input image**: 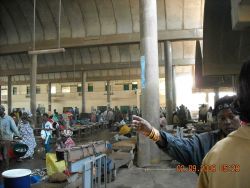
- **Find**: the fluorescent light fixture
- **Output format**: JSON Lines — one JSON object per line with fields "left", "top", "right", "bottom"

{"left": 28, "top": 48, "right": 65, "bottom": 55}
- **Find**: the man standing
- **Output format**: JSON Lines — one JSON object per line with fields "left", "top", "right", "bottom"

{"left": 107, "top": 108, "right": 114, "bottom": 128}
{"left": 197, "top": 60, "right": 250, "bottom": 188}
{"left": 0, "top": 105, "right": 21, "bottom": 169}
{"left": 74, "top": 107, "right": 79, "bottom": 121}
{"left": 133, "top": 96, "right": 240, "bottom": 171}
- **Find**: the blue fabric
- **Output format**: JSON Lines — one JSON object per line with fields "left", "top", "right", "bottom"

{"left": 140, "top": 56, "right": 146, "bottom": 89}
{"left": 157, "top": 130, "right": 221, "bottom": 168}
{"left": 0, "top": 115, "right": 20, "bottom": 140}
{"left": 30, "top": 175, "right": 41, "bottom": 184}
{"left": 18, "top": 121, "right": 37, "bottom": 158}
{"left": 100, "top": 157, "right": 114, "bottom": 172}
{"left": 44, "top": 136, "right": 51, "bottom": 153}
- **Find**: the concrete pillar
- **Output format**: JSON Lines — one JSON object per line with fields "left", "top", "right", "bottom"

{"left": 107, "top": 80, "right": 111, "bottom": 107}
{"left": 8, "top": 76, "right": 12, "bottom": 115}
{"left": 48, "top": 82, "right": 52, "bottom": 112}
{"left": 205, "top": 92, "right": 209, "bottom": 104}
{"left": 139, "top": 0, "right": 160, "bottom": 166}
{"left": 30, "top": 55, "right": 37, "bottom": 127}
{"left": 214, "top": 87, "right": 219, "bottom": 102}
{"left": 136, "top": 89, "right": 141, "bottom": 110}
{"left": 164, "top": 41, "right": 173, "bottom": 124}
{"left": 172, "top": 66, "right": 177, "bottom": 111}
{"left": 0, "top": 85, "right": 1, "bottom": 105}
{"left": 232, "top": 75, "right": 237, "bottom": 92}
{"left": 81, "top": 72, "right": 86, "bottom": 113}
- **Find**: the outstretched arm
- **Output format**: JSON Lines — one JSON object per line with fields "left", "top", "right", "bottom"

{"left": 132, "top": 115, "right": 204, "bottom": 167}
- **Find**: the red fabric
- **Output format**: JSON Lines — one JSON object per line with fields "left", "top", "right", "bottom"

{"left": 59, "top": 125, "right": 65, "bottom": 130}
{"left": 48, "top": 118, "right": 54, "bottom": 123}
{"left": 8, "top": 148, "right": 16, "bottom": 158}
{"left": 65, "top": 112, "right": 73, "bottom": 116}
{"left": 240, "top": 121, "right": 250, "bottom": 126}
{"left": 64, "top": 169, "right": 72, "bottom": 176}
{"left": 64, "top": 137, "right": 75, "bottom": 149}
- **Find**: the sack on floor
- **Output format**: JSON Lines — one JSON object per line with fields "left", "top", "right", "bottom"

{"left": 46, "top": 153, "right": 66, "bottom": 176}
{"left": 48, "top": 172, "right": 67, "bottom": 183}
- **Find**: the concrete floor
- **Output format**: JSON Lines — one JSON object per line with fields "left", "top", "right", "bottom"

{"left": 0, "top": 129, "right": 197, "bottom": 188}
{"left": 108, "top": 164, "right": 197, "bottom": 188}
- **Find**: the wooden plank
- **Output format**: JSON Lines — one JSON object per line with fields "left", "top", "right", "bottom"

{"left": 109, "top": 151, "right": 133, "bottom": 169}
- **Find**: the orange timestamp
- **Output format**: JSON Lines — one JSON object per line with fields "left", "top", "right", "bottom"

{"left": 176, "top": 164, "right": 240, "bottom": 173}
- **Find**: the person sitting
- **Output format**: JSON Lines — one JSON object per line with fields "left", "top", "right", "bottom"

{"left": 57, "top": 129, "right": 75, "bottom": 150}
{"left": 132, "top": 96, "right": 240, "bottom": 172}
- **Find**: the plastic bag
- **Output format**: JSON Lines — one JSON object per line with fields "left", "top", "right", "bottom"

{"left": 46, "top": 153, "right": 66, "bottom": 176}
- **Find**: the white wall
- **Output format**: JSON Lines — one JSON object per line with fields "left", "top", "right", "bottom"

{"left": 3, "top": 81, "right": 142, "bottom": 114}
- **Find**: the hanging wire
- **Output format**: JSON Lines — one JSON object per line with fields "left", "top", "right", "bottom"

{"left": 127, "top": 45, "right": 131, "bottom": 83}
{"left": 58, "top": 0, "right": 61, "bottom": 48}
{"left": 33, "top": 0, "right": 36, "bottom": 50}
{"left": 73, "top": 50, "right": 76, "bottom": 82}
{"left": 128, "top": 57, "right": 131, "bottom": 83}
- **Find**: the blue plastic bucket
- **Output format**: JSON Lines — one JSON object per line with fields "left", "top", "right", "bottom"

{"left": 2, "top": 169, "right": 31, "bottom": 188}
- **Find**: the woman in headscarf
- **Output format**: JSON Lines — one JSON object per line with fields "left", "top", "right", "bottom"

{"left": 18, "top": 112, "right": 37, "bottom": 159}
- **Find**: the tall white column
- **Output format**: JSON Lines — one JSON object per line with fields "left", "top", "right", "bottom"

{"left": 81, "top": 72, "right": 86, "bottom": 113}
{"left": 164, "top": 41, "right": 173, "bottom": 124}
{"left": 8, "top": 76, "right": 12, "bottom": 114}
{"left": 30, "top": 54, "right": 37, "bottom": 127}
{"left": 139, "top": 0, "right": 160, "bottom": 166}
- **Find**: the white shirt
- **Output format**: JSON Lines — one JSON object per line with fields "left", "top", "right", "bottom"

{"left": 43, "top": 121, "right": 53, "bottom": 136}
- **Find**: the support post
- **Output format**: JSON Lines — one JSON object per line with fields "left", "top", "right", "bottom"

{"left": 164, "top": 41, "right": 173, "bottom": 124}
{"left": 107, "top": 80, "right": 111, "bottom": 107}
{"left": 81, "top": 72, "right": 86, "bottom": 113}
{"left": 172, "top": 66, "right": 177, "bottom": 111}
{"left": 30, "top": 55, "right": 37, "bottom": 127}
{"left": 232, "top": 75, "right": 237, "bottom": 92}
{"left": 0, "top": 85, "right": 1, "bottom": 105}
{"left": 214, "top": 87, "right": 219, "bottom": 102}
{"left": 205, "top": 92, "right": 209, "bottom": 104}
{"left": 8, "top": 76, "right": 12, "bottom": 115}
{"left": 48, "top": 82, "right": 52, "bottom": 112}
{"left": 139, "top": 0, "right": 160, "bottom": 166}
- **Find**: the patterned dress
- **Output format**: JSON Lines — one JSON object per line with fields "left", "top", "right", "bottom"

{"left": 18, "top": 121, "right": 37, "bottom": 158}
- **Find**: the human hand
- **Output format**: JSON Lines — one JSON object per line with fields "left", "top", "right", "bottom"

{"left": 132, "top": 115, "right": 153, "bottom": 136}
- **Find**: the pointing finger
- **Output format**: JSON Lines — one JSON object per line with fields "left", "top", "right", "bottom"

{"left": 132, "top": 115, "right": 143, "bottom": 121}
